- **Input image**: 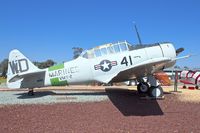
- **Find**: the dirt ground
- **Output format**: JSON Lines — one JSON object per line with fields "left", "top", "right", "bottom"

{"left": 1, "top": 86, "right": 200, "bottom": 133}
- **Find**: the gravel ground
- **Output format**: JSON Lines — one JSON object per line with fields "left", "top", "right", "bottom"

{"left": 2, "top": 80, "right": 200, "bottom": 132}
{"left": 175, "top": 89, "right": 200, "bottom": 103}
{"left": 1, "top": 88, "right": 200, "bottom": 133}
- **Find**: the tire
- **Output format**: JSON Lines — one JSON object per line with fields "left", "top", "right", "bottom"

{"left": 183, "top": 85, "right": 187, "bottom": 89}
{"left": 137, "top": 82, "right": 149, "bottom": 94}
{"left": 149, "top": 86, "right": 164, "bottom": 98}
{"left": 28, "top": 90, "right": 34, "bottom": 96}
{"left": 195, "top": 86, "right": 199, "bottom": 89}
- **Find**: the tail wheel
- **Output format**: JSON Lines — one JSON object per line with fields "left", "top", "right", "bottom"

{"left": 149, "top": 86, "right": 164, "bottom": 98}
{"left": 137, "top": 82, "right": 149, "bottom": 94}
{"left": 28, "top": 89, "right": 34, "bottom": 96}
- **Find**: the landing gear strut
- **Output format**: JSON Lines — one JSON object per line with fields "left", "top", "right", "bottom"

{"left": 137, "top": 75, "right": 164, "bottom": 98}
{"left": 28, "top": 88, "right": 34, "bottom": 96}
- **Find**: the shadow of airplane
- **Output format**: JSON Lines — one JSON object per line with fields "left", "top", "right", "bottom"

{"left": 105, "top": 88, "right": 164, "bottom": 116}
{"left": 15, "top": 91, "right": 56, "bottom": 99}
{"left": 15, "top": 91, "right": 107, "bottom": 99}
{"left": 15, "top": 87, "right": 166, "bottom": 116}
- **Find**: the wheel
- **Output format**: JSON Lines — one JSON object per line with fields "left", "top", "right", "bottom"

{"left": 195, "top": 86, "right": 199, "bottom": 89}
{"left": 183, "top": 85, "right": 187, "bottom": 89}
{"left": 137, "top": 82, "right": 149, "bottom": 94}
{"left": 149, "top": 86, "right": 164, "bottom": 98}
{"left": 28, "top": 89, "right": 34, "bottom": 96}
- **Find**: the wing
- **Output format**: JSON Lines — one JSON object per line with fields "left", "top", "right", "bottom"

{"left": 111, "top": 57, "right": 172, "bottom": 82}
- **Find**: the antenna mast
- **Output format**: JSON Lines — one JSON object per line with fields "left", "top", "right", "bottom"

{"left": 133, "top": 22, "right": 142, "bottom": 45}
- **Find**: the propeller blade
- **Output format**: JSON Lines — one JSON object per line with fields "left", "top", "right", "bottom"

{"left": 176, "top": 48, "right": 184, "bottom": 55}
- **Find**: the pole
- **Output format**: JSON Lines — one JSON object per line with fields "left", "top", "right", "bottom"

{"left": 174, "top": 71, "right": 178, "bottom": 92}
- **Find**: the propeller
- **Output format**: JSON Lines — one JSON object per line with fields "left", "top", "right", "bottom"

{"left": 176, "top": 47, "right": 184, "bottom": 55}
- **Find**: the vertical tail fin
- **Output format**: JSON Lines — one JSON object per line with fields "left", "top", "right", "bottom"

{"left": 7, "top": 49, "right": 39, "bottom": 88}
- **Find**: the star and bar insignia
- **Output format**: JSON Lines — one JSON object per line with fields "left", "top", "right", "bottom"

{"left": 94, "top": 60, "right": 117, "bottom": 72}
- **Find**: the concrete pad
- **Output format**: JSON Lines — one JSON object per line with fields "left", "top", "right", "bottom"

{"left": 0, "top": 90, "right": 109, "bottom": 106}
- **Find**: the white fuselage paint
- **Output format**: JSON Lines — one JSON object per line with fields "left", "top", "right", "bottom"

{"left": 7, "top": 42, "right": 177, "bottom": 89}
{"left": 43, "top": 43, "right": 176, "bottom": 86}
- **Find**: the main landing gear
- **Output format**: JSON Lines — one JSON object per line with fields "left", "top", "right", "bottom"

{"left": 28, "top": 88, "right": 34, "bottom": 96}
{"left": 137, "top": 75, "right": 164, "bottom": 98}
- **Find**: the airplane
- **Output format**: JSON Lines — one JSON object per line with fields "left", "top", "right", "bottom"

{"left": 7, "top": 40, "right": 189, "bottom": 98}
{"left": 180, "top": 70, "right": 200, "bottom": 89}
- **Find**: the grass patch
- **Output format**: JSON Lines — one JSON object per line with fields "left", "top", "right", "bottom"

{"left": 0, "top": 77, "right": 6, "bottom": 84}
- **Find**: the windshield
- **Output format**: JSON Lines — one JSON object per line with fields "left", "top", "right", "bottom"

{"left": 81, "top": 41, "right": 132, "bottom": 59}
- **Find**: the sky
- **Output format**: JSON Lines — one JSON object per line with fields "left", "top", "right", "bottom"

{"left": 0, "top": 0, "right": 200, "bottom": 68}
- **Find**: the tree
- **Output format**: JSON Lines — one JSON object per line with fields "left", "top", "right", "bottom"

{"left": 72, "top": 47, "right": 83, "bottom": 59}
{"left": 0, "top": 59, "right": 8, "bottom": 77}
{"left": 44, "top": 59, "right": 56, "bottom": 68}
{"left": 183, "top": 66, "right": 189, "bottom": 70}
{"left": 33, "top": 60, "right": 56, "bottom": 69}
{"left": 174, "top": 65, "right": 180, "bottom": 69}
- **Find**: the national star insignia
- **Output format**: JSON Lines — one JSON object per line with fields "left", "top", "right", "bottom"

{"left": 94, "top": 60, "right": 117, "bottom": 72}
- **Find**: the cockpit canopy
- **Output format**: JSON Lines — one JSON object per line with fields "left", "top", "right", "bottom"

{"left": 81, "top": 41, "right": 132, "bottom": 59}
{"left": 80, "top": 40, "right": 165, "bottom": 59}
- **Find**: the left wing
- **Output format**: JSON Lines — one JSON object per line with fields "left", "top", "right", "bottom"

{"left": 112, "top": 55, "right": 191, "bottom": 83}
{"left": 111, "top": 57, "right": 172, "bottom": 82}
{"left": 95, "top": 57, "right": 172, "bottom": 83}
{"left": 171, "top": 54, "right": 191, "bottom": 61}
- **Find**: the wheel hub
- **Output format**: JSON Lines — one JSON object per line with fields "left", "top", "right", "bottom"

{"left": 140, "top": 84, "right": 148, "bottom": 92}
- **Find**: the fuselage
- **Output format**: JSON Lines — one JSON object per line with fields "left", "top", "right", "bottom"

{"left": 44, "top": 42, "right": 176, "bottom": 87}
{"left": 6, "top": 41, "right": 177, "bottom": 89}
